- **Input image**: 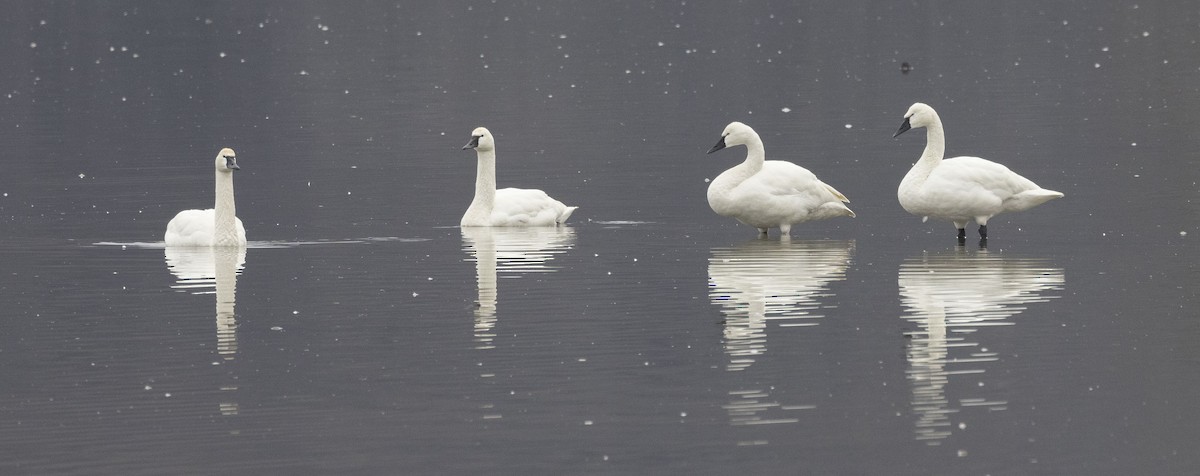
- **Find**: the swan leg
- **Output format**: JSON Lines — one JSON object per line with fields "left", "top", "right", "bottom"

{"left": 779, "top": 223, "right": 791, "bottom": 237}
{"left": 757, "top": 227, "right": 769, "bottom": 236}
{"left": 952, "top": 220, "right": 967, "bottom": 243}
{"left": 978, "top": 225, "right": 988, "bottom": 239}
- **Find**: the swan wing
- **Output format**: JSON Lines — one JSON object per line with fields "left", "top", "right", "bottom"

{"left": 724, "top": 161, "right": 854, "bottom": 225}
{"left": 912, "top": 156, "right": 1062, "bottom": 220}
{"left": 165, "top": 209, "right": 216, "bottom": 246}
{"left": 491, "top": 188, "right": 575, "bottom": 226}
{"left": 233, "top": 217, "right": 247, "bottom": 243}
{"left": 928, "top": 157, "right": 1040, "bottom": 204}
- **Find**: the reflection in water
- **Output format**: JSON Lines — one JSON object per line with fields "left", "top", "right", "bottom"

{"left": 709, "top": 240, "right": 854, "bottom": 429}
{"left": 461, "top": 227, "right": 576, "bottom": 350}
{"left": 165, "top": 246, "right": 245, "bottom": 416}
{"left": 899, "top": 250, "right": 1064, "bottom": 445}
{"left": 461, "top": 227, "right": 576, "bottom": 422}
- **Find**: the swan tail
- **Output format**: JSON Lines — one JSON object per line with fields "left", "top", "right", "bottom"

{"left": 1005, "top": 188, "right": 1064, "bottom": 212}
{"left": 1039, "top": 188, "right": 1065, "bottom": 199}
{"left": 557, "top": 206, "right": 578, "bottom": 225}
{"left": 817, "top": 202, "right": 856, "bottom": 219}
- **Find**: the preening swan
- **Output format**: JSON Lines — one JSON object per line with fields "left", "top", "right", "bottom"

{"left": 893, "top": 103, "right": 1063, "bottom": 242}
{"left": 164, "top": 148, "right": 247, "bottom": 247}
{"left": 705, "top": 122, "right": 855, "bottom": 237}
{"left": 461, "top": 127, "right": 577, "bottom": 227}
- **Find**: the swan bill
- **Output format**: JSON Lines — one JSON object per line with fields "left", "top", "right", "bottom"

{"left": 893, "top": 117, "right": 912, "bottom": 138}
{"left": 463, "top": 135, "right": 481, "bottom": 150}
{"left": 707, "top": 136, "right": 727, "bottom": 154}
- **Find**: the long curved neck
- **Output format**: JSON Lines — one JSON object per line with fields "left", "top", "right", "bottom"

{"left": 909, "top": 118, "right": 946, "bottom": 182}
{"left": 713, "top": 136, "right": 766, "bottom": 194}
{"left": 471, "top": 149, "right": 497, "bottom": 209}
{"left": 213, "top": 170, "right": 238, "bottom": 245}
{"left": 742, "top": 136, "right": 766, "bottom": 171}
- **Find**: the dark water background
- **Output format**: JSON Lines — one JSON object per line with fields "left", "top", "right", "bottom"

{"left": 0, "top": 2, "right": 1197, "bottom": 474}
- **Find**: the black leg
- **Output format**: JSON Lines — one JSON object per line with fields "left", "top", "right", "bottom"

{"left": 957, "top": 228, "right": 966, "bottom": 240}
{"left": 978, "top": 225, "right": 988, "bottom": 239}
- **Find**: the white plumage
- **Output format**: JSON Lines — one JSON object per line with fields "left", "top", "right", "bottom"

{"left": 705, "top": 121, "right": 855, "bottom": 237}
{"left": 164, "top": 148, "right": 247, "bottom": 247}
{"left": 461, "top": 127, "right": 577, "bottom": 227}
{"left": 893, "top": 103, "right": 1063, "bottom": 240}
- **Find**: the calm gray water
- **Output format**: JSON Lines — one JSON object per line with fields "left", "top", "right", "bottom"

{"left": 1, "top": 2, "right": 1198, "bottom": 474}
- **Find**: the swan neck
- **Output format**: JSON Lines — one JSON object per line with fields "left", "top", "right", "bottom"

{"left": 709, "top": 137, "right": 766, "bottom": 200}
{"left": 214, "top": 169, "right": 237, "bottom": 244}
{"left": 905, "top": 119, "right": 946, "bottom": 186}
{"left": 726, "top": 138, "right": 766, "bottom": 184}
{"left": 472, "top": 149, "right": 497, "bottom": 207}
{"left": 743, "top": 136, "right": 766, "bottom": 170}
{"left": 919, "top": 120, "right": 946, "bottom": 165}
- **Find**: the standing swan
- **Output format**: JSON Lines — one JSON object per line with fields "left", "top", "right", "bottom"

{"left": 893, "top": 103, "right": 1063, "bottom": 242}
{"left": 164, "top": 148, "right": 247, "bottom": 247}
{"left": 461, "top": 127, "right": 577, "bottom": 227}
{"left": 706, "top": 121, "right": 855, "bottom": 237}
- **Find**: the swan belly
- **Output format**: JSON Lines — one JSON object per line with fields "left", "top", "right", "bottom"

{"left": 484, "top": 188, "right": 574, "bottom": 227}
{"left": 165, "top": 209, "right": 246, "bottom": 246}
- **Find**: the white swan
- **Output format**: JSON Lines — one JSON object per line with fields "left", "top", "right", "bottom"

{"left": 893, "top": 103, "right": 1064, "bottom": 241}
{"left": 461, "top": 127, "right": 577, "bottom": 227}
{"left": 706, "top": 122, "right": 855, "bottom": 237}
{"left": 164, "top": 148, "right": 247, "bottom": 247}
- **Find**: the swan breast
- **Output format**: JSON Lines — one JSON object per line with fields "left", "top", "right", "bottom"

{"left": 165, "top": 209, "right": 247, "bottom": 246}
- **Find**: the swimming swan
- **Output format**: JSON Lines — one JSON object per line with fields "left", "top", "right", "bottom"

{"left": 164, "top": 148, "right": 247, "bottom": 247}
{"left": 461, "top": 127, "right": 577, "bottom": 227}
{"left": 893, "top": 103, "right": 1063, "bottom": 241}
{"left": 706, "top": 121, "right": 855, "bottom": 237}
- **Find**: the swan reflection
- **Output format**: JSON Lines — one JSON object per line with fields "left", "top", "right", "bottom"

{"left": 165, "top": 245, "right": 245, "bottom": 415}
{"left": 709, "top": 240, "right": 854, "bottom": 427}
{"left": 899, "top": 249, "right": 1064, "bottom": 445}
{"left": 461, "top": 227, "right": 576, "bottom": 350}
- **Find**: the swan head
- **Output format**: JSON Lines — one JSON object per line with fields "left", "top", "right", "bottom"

{"left": 463, "top": 127, "right": 495, "bottom": 152}
{"left": 214, "top": 148, "right": 239, "bottom": 172}
{"left": 894, "top": 102, "right": 939, "bottom": 138}
{"left": 707, "top": 121, "right": 759, "bottom": 154}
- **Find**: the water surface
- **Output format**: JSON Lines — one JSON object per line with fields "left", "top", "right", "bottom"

{"left": 1, "top": 1, "right": 1198, "bottom": 474}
